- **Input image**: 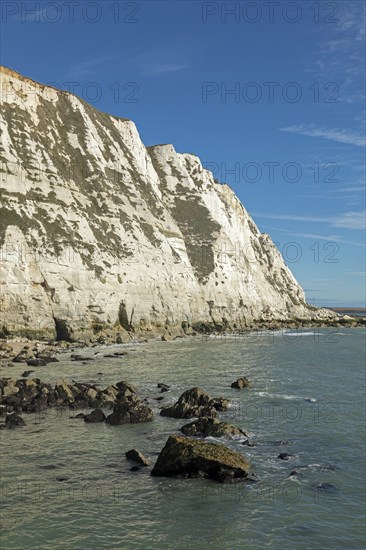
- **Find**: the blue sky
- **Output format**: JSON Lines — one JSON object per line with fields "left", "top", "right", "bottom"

{"left": 1, "top": 0, "right": 365, "bottom": 306}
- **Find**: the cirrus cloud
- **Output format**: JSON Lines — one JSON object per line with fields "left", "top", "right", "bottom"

{"left": 280, "top": 124, "right": 366, "bottom": 147}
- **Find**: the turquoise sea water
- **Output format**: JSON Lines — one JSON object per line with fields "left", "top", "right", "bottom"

{"left": 1, "top": 328, "right": 365, "bottom": 549}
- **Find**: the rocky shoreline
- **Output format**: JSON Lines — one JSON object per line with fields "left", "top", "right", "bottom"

{"left": 0, "top": 312, "right": 364, "bottom": 352}
{"left": 0, "top": 371, "right": 254, "bottom": 483}
{"left": 1, "top": 319, "right": 363, "bottom": 484}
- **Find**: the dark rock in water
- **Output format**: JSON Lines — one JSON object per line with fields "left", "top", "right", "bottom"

{"left": 5, "top": 413, "right": 25, "bottom": 427}
{"left": 313, "top": 482, "right": 339, "bottom": 494}
{"left": 23, "top": 394, "right": 48, "bottom": 413}
{"left": 84, "top": 409, "right": 106, "bottom": 423}
{"left": 21, "top": 370, "right": 35, "bottom": 377}
{"left": 180, "top": 416, "right": 247, "bottom": 439}
{"left": 35, "top": 353, "right": 59, "bottom": 363}
{"left": 275, "top": 440, "right": 289, "bottom": 446}
{"left": 103, "top": 352, "right": 127, "bottom": 358}
{"left": 157, "top": 383, "right": 170, "bottom": 393}
{"left": 71, "top": 355, "right": 94, "bottom": 362}
{"left": 231, "top": 377, "right": 251, "bottom": 389}
{"left": 155, "top": 396, "right": 164, "bottom": 401}
{"left": 27, "top": 355, "right": 59, "bottom": 366}
{"left": 160, "top": 387, "right": 224, "bottom": 419}
{"left": 210, "top": 397, "right": 230, "bottom": 411}
{"left": 151, "top": 435, "right": 250, "bottom": 483}
{"left": 74, "top": 413, "right": 86, "bottom": 419}
{"left": 27, "top": 357, "right": 47, "bottom": 367}
{"left": 130, "top": 466, "right": 140, "bottom": 472}
{"left": 116, "top": 381, "right": 138, "bottom": 399}
{"left": 241, "top": 439, "right": 255, "bottom": 447}
{"left": 26, "top": 358, "right": 47, "bottom": 367}
{"left": 289, "top": 470, "right": 301, "bottom": 477}
{"left": 1, "top": 395, "right": 23, "bottom": 412}
{"left": 125, "top": 449, "right": 149, "bottom": 466}
{"left": 304, "top": 398, "right": 317, "bottom": 403}
{"left": 278, "top": 453, "right": 294, "bottom": 460}
{"left": 56, "top": 476, "right": 70, "bottom": 482}
{"left": 12, "top": 354, "right": 29, "bottom": 363}
{"left": 106, "top": 400, "right": 153, "bottom": 425}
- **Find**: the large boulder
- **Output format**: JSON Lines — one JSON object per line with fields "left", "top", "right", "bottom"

{"left": 106, "top": 399, "right": 153, "bottom": 425}
{"left": 84, "top": 408, "right": 106, "bottom": 423}
{"left": 160, "top": 387, "right": 228, "bottom": 419}
{"left": 180, "top": 416, "right": 247, "bottom": 439}
{"left": 5, "top": 413, "right": 26, "bottom": 428}
{"left": 22, "top": 393, "right": 49, "bottom": 413}
{"left": 231, "top": 377, "right": 251, "bottom": 389}
{"left": 116, "top": 381, "right": 138, "bottom": 400}
{"left": 151, "top": 435, "right": 250, "bottom": 483}
{"left": 125, "top": 449, "right": 149, "bottom": 466}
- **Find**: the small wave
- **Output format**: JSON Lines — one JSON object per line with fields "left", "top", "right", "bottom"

{"left": 256, "top": 391, "right": 300, "bottom": 400}
{"left": 281, "top": 332, "right": 318, "bottom": 336}
{"left": 307, "top": 463, "right": 338, "bottom": 472}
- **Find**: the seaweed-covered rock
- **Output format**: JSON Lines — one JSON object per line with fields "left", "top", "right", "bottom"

{"left": 55, "top": 380, "right": 75, "bottom": 403}
{"left": 5, "top": 413, "right": 25, "bottom": 428}
{"left": 231, "top": 377, "right": 251, "bottom": 389}
{"left": 278, "top": 453, "right": 294, "bottom": 461}
{"left": 210, "top": 397, "right": 230, "bottom": 411}
{"left": 151, "top": 435, "right": 250, "bottom": 482}
{"left": 106, "top": 400, "right": 153, "bottom": 425}
{"left": 116, "top": 381, "right": 138, "bottom": 400}
{"left": 160, "top": 387, "right": 224, "bottom": 419}
{"left": 125, "top": 449, "right": 149, "bottom": 466}
{"left": 84, "top": 408, "right": 106, "bottom": 423}
{"left": 180, "top": 416, "right": 247, "bottom": 439}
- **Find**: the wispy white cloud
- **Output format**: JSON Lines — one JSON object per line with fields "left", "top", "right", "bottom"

{"left": 304, "top": 1, "right": 365, "bottom": 108}
{"left": 329, "top": 186, "right": 365, "bottom": 194}
{"left": 255, "top": 211, "right": 366, "bottom": 230}
{"left": 336, "top": 211, "right": 366, "bottom": 229}
{"left": 142, "top": 64, "right": 188, "bottom": 76}
{"left": 336, "top": 3, "right": 366, "bottom": 41}
{"left": 260, "top": 225, "right": 365, "bottom": 248}
{"left": 67, "top": 53, "right": 125, "bottom": 77}
{"left": 290, "top": 233, "right": 365, "bottom": 248}
{"left": 280, "top": 124, "right": 366, "bottom": 147}
{"left": 131, "top": 50, "right": 189, "bottom": 77}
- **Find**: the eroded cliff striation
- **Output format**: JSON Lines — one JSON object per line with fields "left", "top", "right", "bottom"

{"left": 0, "top": 66, "right": 334, "bottom": 339}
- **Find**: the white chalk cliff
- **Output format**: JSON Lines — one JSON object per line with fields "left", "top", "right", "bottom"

{"left": 0, "top": 67, "right": 331, "bottom": 340}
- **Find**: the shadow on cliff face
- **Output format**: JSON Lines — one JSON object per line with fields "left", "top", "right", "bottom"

{"left": 54, "top": 318, "right": 73, "bottom": 342}
{"left": 118, "top": 301, "right": 133, "bottom": 332}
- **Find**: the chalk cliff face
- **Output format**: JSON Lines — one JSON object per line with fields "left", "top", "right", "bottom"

{"left": 0, "top": 67, "right": 329, "bottom": 339}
